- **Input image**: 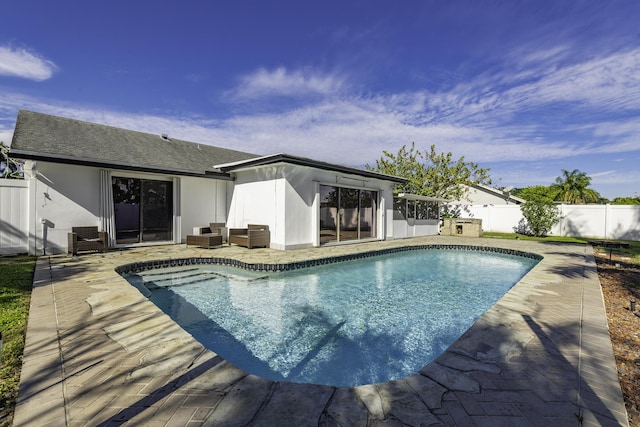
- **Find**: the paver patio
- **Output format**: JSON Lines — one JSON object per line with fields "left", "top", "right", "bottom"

{"left": 13, "top": 236, "right": 628, "bottom": 426}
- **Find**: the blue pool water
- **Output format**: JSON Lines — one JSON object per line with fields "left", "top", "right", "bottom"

{"left": 125, "top": 249, "right": 538, "bottom": 387}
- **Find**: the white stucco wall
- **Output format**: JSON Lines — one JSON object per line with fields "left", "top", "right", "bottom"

{"left": 227, "top": 163, "right": 397, "bottom": 249}
{"left": 180, "top": 176, "right": 228, "bottom": 242}
{"left": 29, "top": 161, "right": 102, "bottom": 254}
{"left": 21, "top": 160, "right": 229, "bottom": 254}
{"left": 282, "top": 166, "right": 318, "bottom": 249}
{"left": 11, "top": 159, "right": 399, "bottom": 253}
{"left": 392, "top": 219, "right": 440, "bottom": 239}
{"left": 225, "top": 166, "right": 284, "bottom": 247}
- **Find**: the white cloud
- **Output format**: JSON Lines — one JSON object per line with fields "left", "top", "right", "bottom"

{"left": 0, "top": 83, "right": 633, "bottom": 169}
{"left": 590, "top": 170, "right": 616, "bottom": 178}
{"left": 230, "top": 67, "right": 346, "bottom": 100}
{"left": 0, "top": 45, "right": 57, "bottom": 81}
{"left": 0, "top": 130, "right": 13, "bottom": 144}
{"left": 419, "top": 47, "right": 640, "bottom": 130}
{"left": 2, "top": 45, "right": 640, "bottom": 193}
{"left": 515, "top": 48, "right": 640, "bottom": 111}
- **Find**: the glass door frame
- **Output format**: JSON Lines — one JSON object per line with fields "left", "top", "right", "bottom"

{"left": 318, "top": 183, "right": 380, "bottom": 245}
{"left": 111, "top": 174, "right": 176, "bottom": 246}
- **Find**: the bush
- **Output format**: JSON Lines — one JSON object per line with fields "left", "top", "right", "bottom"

{"left": 519, "top": 200, "right": 561, "bottom": 237}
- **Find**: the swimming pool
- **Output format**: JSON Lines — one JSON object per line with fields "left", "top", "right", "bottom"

{"left": 123, "top": 247, "right": 539, "bottom": 387}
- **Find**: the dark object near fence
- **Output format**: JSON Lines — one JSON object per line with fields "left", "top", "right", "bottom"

{"left": 68, "top": 226, "right": 108, "bottom": 255}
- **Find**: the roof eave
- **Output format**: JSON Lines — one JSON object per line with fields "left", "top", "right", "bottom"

{"left": 396, "top": 193, "right": 451, "bottom": 203}
{"left": 216, "top": 153, "right": 408, "bottom": 184}
{"left": 10, "top": 149, "right": 234, "bottom": 180}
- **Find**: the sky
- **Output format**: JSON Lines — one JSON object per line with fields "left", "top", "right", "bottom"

{"left": 1, "top": 0, "right": 639, "bottom": 199}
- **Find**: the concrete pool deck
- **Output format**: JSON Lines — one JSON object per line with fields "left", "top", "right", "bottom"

{"left": 13, "top": 236, "right": 629, "bottom": 426}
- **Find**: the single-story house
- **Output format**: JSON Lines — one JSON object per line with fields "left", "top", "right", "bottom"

{"left": 8, "top": 109, "right": 429, "bottom": 254}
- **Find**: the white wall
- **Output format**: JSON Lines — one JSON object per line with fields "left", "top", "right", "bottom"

{"left": 283, "top": 166, "right": 315, "bottom": 248}
{"left": 227, "top": 164, "right": 397, "bottom": 249}
{"left": 226, "top": 167, "right": 283, "bottom": 245}
{"left": 392, "top": 219, "right": 440, "bottom": 239}
{"left": 5, "top": 161, "right": 230, "bottom": 254}
{"left": 180, "top": 176, "right": 227, "bottom": 242}
{"left": 458, "top": 204, "right": 640, "bottom": 240}
{"left": 459, "top": 205, "right": 527, "bottom": 233}
{"left": 30, "top": 161, "right": 102, "bottom": 254}
{"left": 226, "top": 165, "right": 313, "bottom": 250}
{"left": 0, "top": 179, "right": 30, "bottom": 254}
{"left": 603, "top": 205, "right": 640, "bottom": 240}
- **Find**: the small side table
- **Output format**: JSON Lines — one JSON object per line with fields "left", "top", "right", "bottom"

{"left": 186, "top": 234, "right": 223, "bottom": 249}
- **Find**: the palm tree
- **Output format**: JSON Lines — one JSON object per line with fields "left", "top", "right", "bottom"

{"left": 552, "top": 169, "right": 600, "bottom": 204}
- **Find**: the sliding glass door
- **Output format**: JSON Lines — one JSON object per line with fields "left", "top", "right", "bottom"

{"left": 339, "top": 188, "right": 359, "bottom": 242}
{"left": 359, "top": 190, "right": 377, "bottom": 239}
{"left": 112, "top": 177, "right": 173, "bottom": 244}
{"left": 319, "top": 185, "right": 378, "bottom": 244}
{"left": 320, "top": 185, "right": 338, "bottom": 244}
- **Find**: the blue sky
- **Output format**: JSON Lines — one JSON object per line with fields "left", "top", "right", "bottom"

{"left": 1, "top": 0, "right": 639, "bottom": 199}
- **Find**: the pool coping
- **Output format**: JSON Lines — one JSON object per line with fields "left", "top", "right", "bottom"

{"left": 13, "top": 236, "right": 630, "bottom": 426}
{"left": 115, "top": 244, "right": 542, "bottom": 275}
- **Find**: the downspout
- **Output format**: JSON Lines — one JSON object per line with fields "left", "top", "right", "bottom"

{"left": 28, "top": 161, "right": 38, "bottom": 256}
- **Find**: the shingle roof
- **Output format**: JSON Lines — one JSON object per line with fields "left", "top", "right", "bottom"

{"left": 10, "top": 110, "right": 259, "bottom": 178}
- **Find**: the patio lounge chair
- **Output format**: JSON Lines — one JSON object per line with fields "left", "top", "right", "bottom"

{"left": 186, "top": 222, "right": 226, "bottom": 248}
{"left": 228, "top": 224, "right": 270, "bottom": 249}
{"left": 68, "top": 226, "right": 108, "bottom": 255}
{"left": 193, "top": 223, "right": 227, "bottom": 241}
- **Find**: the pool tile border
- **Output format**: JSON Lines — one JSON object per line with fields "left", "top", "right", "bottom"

{"left": 115, "top": 244, "right": 543, "bottom": 275}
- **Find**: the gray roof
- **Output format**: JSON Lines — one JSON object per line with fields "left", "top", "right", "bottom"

{"left": 10, "top": 110, "right": 259, "bottom": 178}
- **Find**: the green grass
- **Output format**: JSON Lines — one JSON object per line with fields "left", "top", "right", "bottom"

{"left": 0, "top": 255, "right": 36, "bottom": 426}
{"left": 483, "top": 231, "right": 590, "bottom": 244}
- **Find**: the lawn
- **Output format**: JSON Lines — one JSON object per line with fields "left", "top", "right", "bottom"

{"left": 0, "top": 255, "right": 36, "bottom": 427}
{"left": 483, "top": 231, "right": 591, "bottom": 244}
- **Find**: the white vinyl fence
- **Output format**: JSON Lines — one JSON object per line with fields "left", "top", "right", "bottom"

{"left": 0, "top": 179, "right": 30, "bottom": 255}
{"left": 458, "top": 204, "right": 640, "bottom": 241}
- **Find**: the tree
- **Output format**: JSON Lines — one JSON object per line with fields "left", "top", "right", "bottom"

{"left": 611, "top": 196, "right": 640, "bottom": 205}
{"left": 519, "top": 200, "right": 561, "bottom": 237}
{"left": 552, "top": 169, "right": 600, "bottom": 204}
{"left": 366, "top": 142, "right": 492, "bottom": 201}
{"left": 0, "top": 141, "right": 23, "bottom": 179}
{"left": 514, "top": 185, "right": 558, "bottom": 203}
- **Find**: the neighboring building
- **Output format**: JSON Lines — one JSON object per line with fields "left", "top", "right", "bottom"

{"left": 451, "top": 183, "right": 525, "bottom": 206}
{"left": 7, "top": 110, "right": 412, "bottom": 254}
